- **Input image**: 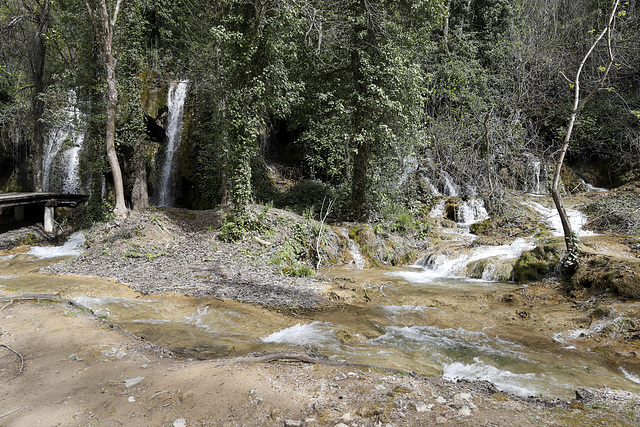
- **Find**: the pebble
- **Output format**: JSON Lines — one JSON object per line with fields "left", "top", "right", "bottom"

{"left": 458, "top": 405, "right": 472, "bottom": 416}
{"left": 436, "top": 416, "right": 447, "bottom": 424}
{"left": 173, "top": 418, "right": 187, "bottom": 427}
{"left": 340, "top": 413, "right": 352, "bottom": 422}
{"left": 415, "top": 402, "right": 431, "bottom": 412}
{"left": 436, "top": 396, "right": 447, "bottom": 404}
{"left": 284, "top": 420, "right": 302, "bottom": 427}
{"left": 128, "top": 396, "right": 135, "bottom": 402}
{"left": 334, "top": 372, "right": 348, "bottom": 381}
{"left": 124, "top": 376, "right": 145, "bottom": 388}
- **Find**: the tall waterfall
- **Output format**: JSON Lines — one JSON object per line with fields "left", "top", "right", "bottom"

{"left": 43, "top": 90, "right": 85, "bottom": 194}
{"left": 156, "top": 80, "right": 188, "bottom": 207}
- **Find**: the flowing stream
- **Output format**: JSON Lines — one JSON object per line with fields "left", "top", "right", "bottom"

{"left": 3, "top": 217, "right": 640, "bottom": 400}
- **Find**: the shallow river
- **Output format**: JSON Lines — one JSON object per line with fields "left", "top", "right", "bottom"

{"left": 2, "top": 234, "right": 640, "bottom": 400}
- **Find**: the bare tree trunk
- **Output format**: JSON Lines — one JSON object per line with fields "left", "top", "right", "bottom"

{"left": 551, "top": 0, "right": 618, "bottom": 267}
{"left": 86, "top": 0, "right": 127, "bottom": 217}
{"left": 443, "top": 0, "right": 452, "bottom": 54}
{"left": 131, "top": 139, "right": 149, "bottom": 210}
{"left": 30, "top": 0, "right": 50, "bottom": 192}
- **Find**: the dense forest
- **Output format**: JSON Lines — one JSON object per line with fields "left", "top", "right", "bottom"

{"left": 1, "top": 0, "right": 639, "bottom": 224}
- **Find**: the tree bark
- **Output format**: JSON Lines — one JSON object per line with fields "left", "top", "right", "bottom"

{"left": 131, "top": 139, "right": 149, "bottom": 210}
{"left": 29, "top": 0, "right": 50, "bottom": 192}
{"left": 551, "top": 0, "right": 618, "bottom": 262}
{"left": 86, "top": 0, "right": 127, "bottom": 216}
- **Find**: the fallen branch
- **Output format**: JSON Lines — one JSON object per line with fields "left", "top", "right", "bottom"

{"left": 0, "top": 342, "right": 24, "bottom": 373}
{"left": 0, "top": 407, "right": 22, "bottom": 419}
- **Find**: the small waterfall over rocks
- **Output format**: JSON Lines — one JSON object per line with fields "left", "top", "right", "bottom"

{"left": 156, "top": 80, "right": 188, "bottom": 207}
{"left": 43, "top": 90, "right": 86, "bottom": 194}
{"left": 335, "top": 227, "right": 365, "bottom": 269}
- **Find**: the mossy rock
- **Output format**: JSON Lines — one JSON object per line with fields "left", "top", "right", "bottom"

{"left": 470, "top": 218, "right": 492, "bottom": 235}
{"left": 569, "top": 254, "right": 640, "bottom": 299}
{"left": 513, "top": 244, "right": 561, "bottom": 283}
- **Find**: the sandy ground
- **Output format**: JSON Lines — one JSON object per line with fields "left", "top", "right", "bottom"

{"left": 2, "top": 292, "right": 640, "bottom": 426}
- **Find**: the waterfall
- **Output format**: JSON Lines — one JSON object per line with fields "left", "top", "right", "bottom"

{"left": 43, "top": 90, "right": 85, "bottom": 194}
{"left": 531, "top": 160, "right": 541, "bottom": 194}
{"left": 156, "top": 80, "right": 188, "bottom": 207}
{"left": 442, "top": 172, "right": 458, "bottom": 196}
{"left": 457, "top": 199, "right": 489, "bottom": 224}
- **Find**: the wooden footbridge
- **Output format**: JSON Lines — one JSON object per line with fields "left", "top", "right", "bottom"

{"left": 0, "top": 192, "right": 89, "bottom": 233}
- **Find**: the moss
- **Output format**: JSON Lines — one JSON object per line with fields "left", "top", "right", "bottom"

{"left": 349, "top": 224, "right": 381, "bottom": 268}
{"left": 470, "top": 218, "right": 492, "bottom": 235}
{"left": 569, "top": 254, "right": 640, "bottom": 300}
{"left": 590, "top": 305, "right": 611, "bottom": 319}
{"left": 467, "top": 259, "right": 490, "bottom": 279}
{"left": 513, "top": 244, "right": 561, "bottom": 283}
{"left": 21, "top": 233, "right": 39, "bottom": 245}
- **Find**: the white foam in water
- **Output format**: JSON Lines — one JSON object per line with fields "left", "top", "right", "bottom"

{"left": 373, "top": 325, "right": 527, "bottom": 361}
{"left": 620, "top": 367, "right": 640, "bottom": 384}
{"left": 28, "top": 231, "right": 85, "bottom": 258}
{"left": 457, "top": 199, "right": 489, "bottom": 225}
{"left": 261, "top": 322, "right": 336, "bottom": 346}
{"left": 443, "top": 358, "right": 539, "bottom": 397}
{"left": 528, "top": 202, "right": 595, "bottom": 237}
{"left": 391, "top": 238, "right": 535, "bottom": 283}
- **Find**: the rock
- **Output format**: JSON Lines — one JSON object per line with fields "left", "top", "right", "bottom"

{"left": 415, "top": 401, "right": 427, "bottom": 412}
{"left": 173, "top": 419, "right": 187, "bottom": 427}
{"left": 124, "top": 376, "right": 145, "bottom": 388}
{"left": 334, "top": 424, "right": 349, "bottom": 427}
{"left": 334, "top": 372, "right": 348, "bottom": 381}
{"left": 458, "top": 405, "right": 472, "bottom": 416}
{"left": 128, "top": 396, "right": 135, "bottom": 402}
{"left": 436, "top": 396, "right": 447, "bottom": 404}
{"left": 340, "top": 413, "right": 352, "bottom": 422}
{"left": 436, "top": 416, "right": 448, "bottom": 424}
{"left": 284, "top": 420, "right": 302, "bottom": 426}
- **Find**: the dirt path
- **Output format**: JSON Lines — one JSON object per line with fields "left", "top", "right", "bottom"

{"left": 1, "top": 292, "right": 640, "bottom": 426}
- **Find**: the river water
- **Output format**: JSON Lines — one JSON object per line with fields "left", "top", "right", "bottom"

{"left": 2, "top": 226, "right": 640, "bottom": 400}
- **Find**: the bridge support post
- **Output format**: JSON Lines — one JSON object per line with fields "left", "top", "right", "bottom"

{"left": 44, "top": 206, "right": 55, "bottom": 233}
{"left": 14, "top": 206, "right": 24, "bottom": 221}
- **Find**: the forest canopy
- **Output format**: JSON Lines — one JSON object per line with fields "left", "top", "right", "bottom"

{"left": 0, "top": 0, "right": 638, "bottom": 222}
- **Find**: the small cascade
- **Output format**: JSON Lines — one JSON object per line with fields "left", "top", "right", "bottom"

{"left": 397, "top": 155, "right": 419, "bottom": 188}
{"left": 457, "top": 198, "right": 489, "bottom": 225}
{"left": 396, "top": 238, "right": 535, "bottom": 283}
{"left": 442, "top": 172, "right": 458, "bottom": 196}
{"left": 336, "top": 227, "right": 366, "bottom": 269}
{"left": 43, "top": 90, "right": 85, "bottom": 193}
{"left": 528, "top": 202, "right": 595, "bottom": 237}
{"left": 579, "top": 178, "right": 607, "bottom": 192}
{"left": 156, "top": 80, "right": 188, "bottom": 207}
{"left": 418, "top": 172, "right": 440, "bottom": 195}
{"left": 530, "top": 160, "right": 542, "bottom": 194}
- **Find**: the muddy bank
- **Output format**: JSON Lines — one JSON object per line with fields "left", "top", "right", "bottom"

{"left": 1, "top": 294, "right": 640, "bottom": 426}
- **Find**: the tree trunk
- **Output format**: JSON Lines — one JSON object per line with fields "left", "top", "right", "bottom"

{"left": 131, "top": 139, "right": 149, "bottom": 210}
{"left": 105, "top": 46, "right": 127, "bottom": 216}
{"left": 86, "top": 0, "right": 127, "bottom": 216}
{"left": 30, "top": 1, "right": 50, "bottom": 192}
{"left": 550, "top": 0, "right": 618, "bottom": 268}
